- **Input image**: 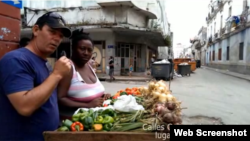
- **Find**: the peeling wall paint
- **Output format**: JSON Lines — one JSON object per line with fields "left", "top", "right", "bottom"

{"left": 1, "top": 27, "right": 11, "bottom": 34}
{"left": 0, "top": 2, "right": 21, "bottom": 58}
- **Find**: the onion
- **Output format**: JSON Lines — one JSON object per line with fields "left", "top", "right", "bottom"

{"left": 160, "top": 108, "right": 170, "bottom": 117}
{"left": 154, "top": 83, "right": 160, "bottom": 88}
{"left": 157, "top": 80, "right": 166, "bottom": 88}
{"left": 154, "top": 105, "right": 166, "bottom": 115}
{"left": 166, "top": 94, "right": 177, "bottom": 102}
{"left": 157, "top": 87, "right": 166, "bottom": 93}
{"left": 166, "top": 102, "right": 176, "bottom": 110}
{"left": 154, "top": 102, "right": 165, "bottom": 108}
{"left": 148, "top": 82, "right": 155, "bottom": 90}
{"left": 162, "top": 113, "right": 174, "bottom": 123}
{"left": 152, "top": 91, "right": 161, "bottom": 99}
{"left": 158, "top": 93, "right": 168, "bottom": 103}
{"left": 172, "top": 114, "right": 179, "bottom": 123}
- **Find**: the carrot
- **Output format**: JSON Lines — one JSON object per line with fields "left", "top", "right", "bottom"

{"left": 93, "top": 124, "right": 103, "bottom": 131}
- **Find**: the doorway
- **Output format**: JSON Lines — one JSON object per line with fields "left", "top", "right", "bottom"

{"left": 115, "top": 43, "right": 142, "bottom": 75}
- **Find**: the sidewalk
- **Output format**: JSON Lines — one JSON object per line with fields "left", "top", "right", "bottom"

{"left": 201, "top": 66, "right": 250, "bottom": 81}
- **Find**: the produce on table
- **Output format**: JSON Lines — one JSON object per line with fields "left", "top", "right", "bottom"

{"left": 71, "top": 122, "right": 84, "bottom": 131}
{"left": 104, "top": 87, "right": 143, "bottom": 107}
{"left": 56, "top": 80, "right": 185, "bottom": 133}
{"left": 139, "top": 80, "right": 185, "bottom": 132}
{"left": 57, "top": 108, "right": 117, "bottom": 132}
{"left": 113, "top": 87, "right": 141, "bottom": 99}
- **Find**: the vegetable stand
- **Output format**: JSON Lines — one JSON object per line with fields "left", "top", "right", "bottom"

{"left": 44, "top": 80, "right": 185, "bottom": 141}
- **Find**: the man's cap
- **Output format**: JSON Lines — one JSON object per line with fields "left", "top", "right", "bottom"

{"left": 35, "top": 12, "right": 72, "bottom": 38}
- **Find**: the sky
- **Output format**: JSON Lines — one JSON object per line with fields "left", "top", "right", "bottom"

{"left": 165, "top": 0, "right": 210, "bottom": 48}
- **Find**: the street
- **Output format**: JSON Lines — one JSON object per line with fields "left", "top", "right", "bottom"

{"left": 102, "top": 68, "right": 250, "bottom": 125}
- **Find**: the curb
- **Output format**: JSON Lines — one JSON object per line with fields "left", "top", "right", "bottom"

{"left": 201, "top": 66, "right": 250, "bottom": 81}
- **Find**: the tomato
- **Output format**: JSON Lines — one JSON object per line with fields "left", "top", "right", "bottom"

{"left": 103, "top": 104, "right": 108, "bottom": 107}
{"left": 113, "top": 95, "right": 118, "bottom": 99}
{"left": 133, "top": 87, "right": 138, "bottom": 91}
{"left": 126, "top": 91, "right": 132, "bottom": 95}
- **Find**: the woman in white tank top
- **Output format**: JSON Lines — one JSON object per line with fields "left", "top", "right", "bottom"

{"left": 57, "top": 29, "right": 111, "bottom": 120}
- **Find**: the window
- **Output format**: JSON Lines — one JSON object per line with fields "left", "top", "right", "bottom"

{"left": 228, "top": 7, "right": 232, "bottom": 17}
{"left": 226, "top": 46, "right": 230, "bottom": 60}
{"left": 220, "top": 15, "right": 223, "bottom": 30}
{"left": 210, "top": 51, "right": 212, "bottom": 61}
{"left": 218, "top": 48, "right": 222, "bottom": 60}
{"left": 239, "top": 42, "right": 244, "bottom": 60}
{"left": 243, "top": 0, "right": 247, "bottom": 10}
{"left": 212, "top": 50, "right": 215, "bottom": 61}
{"left": 214, "top": 22, "right": 216, "bottom": 34}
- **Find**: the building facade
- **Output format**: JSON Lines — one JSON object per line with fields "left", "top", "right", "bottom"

{"left": 190, "top": 26, "right": 207, "bottom": 65}
{"left": 21, "top": 0, "right": 172, "bottom": 75}
{"left": 205, "top": 0, "right": 250, "bottom": 74}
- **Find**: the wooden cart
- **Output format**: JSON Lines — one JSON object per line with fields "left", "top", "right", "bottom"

{"left": 43, "top": 131, "right": 168, "bottom": 141}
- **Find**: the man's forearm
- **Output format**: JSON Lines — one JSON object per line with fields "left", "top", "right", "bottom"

{"left": 24, "top": 73, "right": 62, "bottom": 114}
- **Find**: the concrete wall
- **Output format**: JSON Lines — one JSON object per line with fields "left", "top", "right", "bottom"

{"left": 87, "top": 30, "right": 115, "bottom": 74}
{"left": 25, "top": 6, "right": 148, "bottom": 28}
{"left": 206, "top": 27, "right": 250, "bottom": 74}
{"left": 0, "top": 2, "right": 21, "bottom": 58}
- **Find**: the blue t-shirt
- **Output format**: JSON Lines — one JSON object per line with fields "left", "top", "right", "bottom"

{"left": 0, "top": 48, "right": 59, "bottom": 141}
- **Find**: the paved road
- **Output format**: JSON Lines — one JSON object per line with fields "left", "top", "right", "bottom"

{"left": 102, "top": 68, "right": 250, "bottom": 124}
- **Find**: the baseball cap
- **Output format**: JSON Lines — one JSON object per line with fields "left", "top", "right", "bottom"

{"left": 35, "top": 12, "right": 72, "bottom": 38}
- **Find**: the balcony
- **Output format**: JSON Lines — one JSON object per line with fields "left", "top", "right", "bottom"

{"left": 206, "top": 0, "right": 225, "bottom": 24}
{"left": 207, "top": 36, "right": 212, "bottom": 46}
{"left": 97, "top": 0, "right": 157, "bottom": 19}
{"left": 194, "top": 39, "right": 206, "bottom": 50}
{"left": 220, "top": 27, "right": 225, "bottom": 36}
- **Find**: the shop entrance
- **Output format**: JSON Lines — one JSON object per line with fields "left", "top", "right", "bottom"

{"left": 115, "top": 43, "right": 142, "bottom": 75}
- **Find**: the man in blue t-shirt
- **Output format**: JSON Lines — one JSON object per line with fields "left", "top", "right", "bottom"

{"left": 0, "top": 12, "right": 72, "bottom": 141}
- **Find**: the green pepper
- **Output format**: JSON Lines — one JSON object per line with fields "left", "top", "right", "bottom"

{"left": 120, "top": 92, "right": 127, "bottom": 96}
{"left": 78, "top": 109, "right": 87, "bottom": 113}
{"left": 98, "top": 109, "right": 103, "bottom": 113}
{"left": 94, "top": 116, "right": 104, "bottom": 124}
{"left": 62, "top": 119, "right": 73, "bottom": 129}
{"left": 57, "top": 126, "right": 69, "bottom": 131}
{"left": 82, "top": 116, "right": 94, "bottom": 131}
{"left": 72, "top": 113, "right": 82, "bottom": 122}
{"left": 103, "top": 123, "right": 113, "bottom": 131}
{"left": 79, "top": 113, "right": 89, "bottom": 122}
{"left": 88, "top": 109, "right": 94, "bottom": 117}
{"left": 101, "top": 109, "right": 115, "bottom": 117}
{"left": 102, "top": 116, "right": 114, "bottom": 124}
{"left": 92, "top": 111, "right": 99, "bottom": 120}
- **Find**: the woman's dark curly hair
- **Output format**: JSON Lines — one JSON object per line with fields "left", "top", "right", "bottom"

{"left": 70, "top": 28, "right": 94, "bottom": 49}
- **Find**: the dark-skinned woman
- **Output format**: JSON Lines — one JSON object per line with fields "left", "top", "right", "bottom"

{"left": 57, "top": 28, "right": 111, "bottom": 120}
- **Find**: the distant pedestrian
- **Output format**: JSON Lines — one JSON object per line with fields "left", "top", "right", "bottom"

{"left": 129, "top": 64, "right": 133, "bottom": 76}
{"left": 109, "top": 56, "right": 115, "bottom": 82}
